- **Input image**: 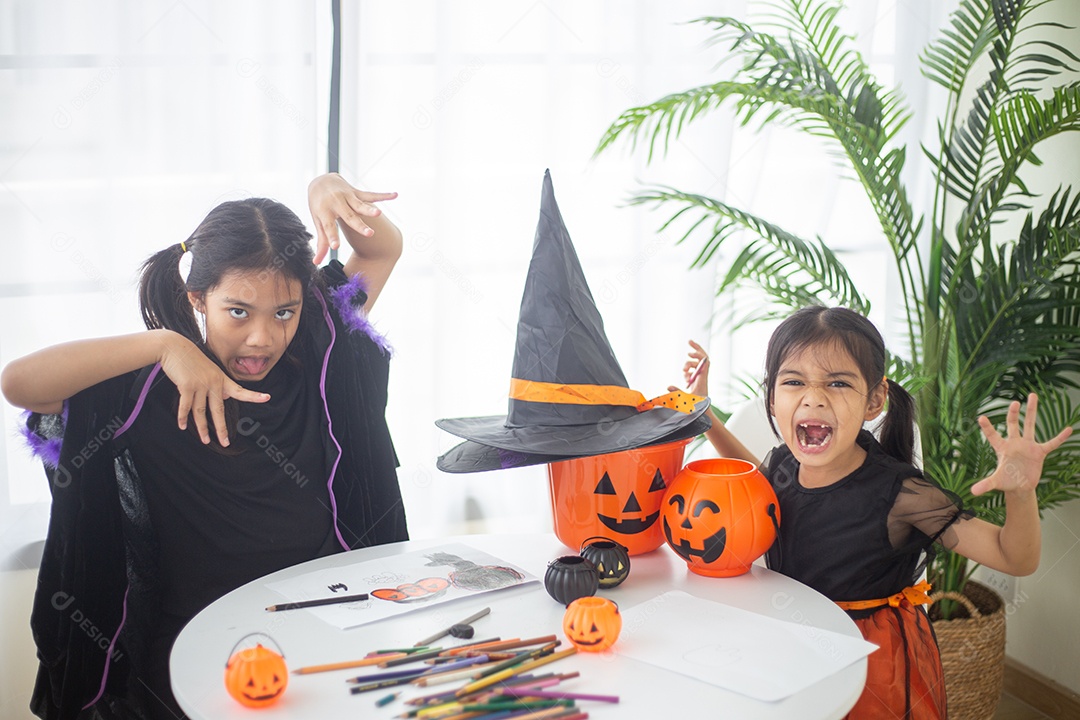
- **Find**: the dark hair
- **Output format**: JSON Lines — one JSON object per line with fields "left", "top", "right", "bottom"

{"left": 762, "top": 306, "right": 916, "bottom": 465}
{"left": 138, "top": 198, "right": 322, "bottom": 448}
{"left": 139, "top": 197, "right": 320, "bottom": 338}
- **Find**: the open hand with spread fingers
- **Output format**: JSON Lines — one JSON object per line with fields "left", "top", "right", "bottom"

{"left": 971, "top": 393, "right": 1074, "bottom": 497}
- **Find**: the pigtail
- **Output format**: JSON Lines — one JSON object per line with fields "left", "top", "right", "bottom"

{"left": 879, "top": 379, "right": 916, "bottom": 466}
{"left": 139, "top": 241, "right": 200, "bottom": 342}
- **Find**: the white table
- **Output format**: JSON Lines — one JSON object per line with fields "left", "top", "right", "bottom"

{"left": 171, "top": 534, "right": 866, "bottom": 719}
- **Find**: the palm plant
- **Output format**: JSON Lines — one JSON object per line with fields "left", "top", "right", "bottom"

{"left": 597, "top": 0, "right": 1080, "bottom": 613}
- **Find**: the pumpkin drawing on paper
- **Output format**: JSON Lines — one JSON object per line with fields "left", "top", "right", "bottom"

{"left": 371, "top": 576, "right": 451, "bottom": 603}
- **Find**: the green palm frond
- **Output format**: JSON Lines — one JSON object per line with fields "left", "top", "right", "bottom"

{"left": 927, "top": 80, "right": 1003, "bottom": 203}
{"left": 631, "top": 187, "right": 869, "bottom": 313}
{"left": 920, "top": 0, "right": 996, "bottom": 90}
{"left": 1007, "top": 35, "right": 1080, "bottom": 87}
{"left": 992, "top": 82, "right": 1080, "bottom": 165}
{"left": 951, "top": 212, "right": 1080, "bottom": 402}
{"left": 595, "top": 0, "right": 1080, "bottom": 605}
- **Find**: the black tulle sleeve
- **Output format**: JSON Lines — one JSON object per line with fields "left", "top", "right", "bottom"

{"left": 888, "top": 475, "right": 975, "bottom": 553}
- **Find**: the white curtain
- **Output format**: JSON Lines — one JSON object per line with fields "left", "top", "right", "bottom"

{"left": 0, "top": 1, "right": 323, "bottom": 565}
{"left": 0, "top": 0, "right": 946, "bottom": 558}
{"left": 338, "top": 0, "right": 946, "bottom": 539}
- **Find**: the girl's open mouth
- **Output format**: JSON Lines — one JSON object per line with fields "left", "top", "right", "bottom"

{"left": 796, "top": 422, "right": 833, "bottom": 452}
{"left": 234, "top": 356, "right": 270, "bottom": 377}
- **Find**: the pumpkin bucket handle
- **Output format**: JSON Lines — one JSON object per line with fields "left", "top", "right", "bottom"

{"left": 928, "top": 590, "right": 982, "bottom": 618}
{"left": 225, "top": 632, "right": 286, "bottom": 667}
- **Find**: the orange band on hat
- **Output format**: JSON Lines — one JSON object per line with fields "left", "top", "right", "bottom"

{"left": 834, "top": 580, "right": 933, "bottom": 611}
{"left": 508, "top": 379, "right": 703, "bottom": 414}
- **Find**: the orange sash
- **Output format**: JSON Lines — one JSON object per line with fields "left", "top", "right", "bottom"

{"left": 834, "top": 580, "right": 933, "bottom": 611}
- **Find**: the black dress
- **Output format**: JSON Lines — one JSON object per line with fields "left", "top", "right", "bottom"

{"left": 763, "top": 430, "right": 969, "bottom": 609}
{"left": 762, "top": 430, "right": 972, "bottom": 719}
{"left": 24, "top": 261, "right": 409, "bottom": 720}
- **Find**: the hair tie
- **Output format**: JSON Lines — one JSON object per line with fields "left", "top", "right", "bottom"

{"left": 180, "top": 241, "right": 188, "bottom": 253}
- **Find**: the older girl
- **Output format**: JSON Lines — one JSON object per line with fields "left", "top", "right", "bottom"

{"left": 3, "top": 173, "right": 409, "bottom": 720}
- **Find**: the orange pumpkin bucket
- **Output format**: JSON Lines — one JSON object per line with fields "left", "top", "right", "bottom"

{"left": 547, "top": 438, "right": 690, "bottom": 555}
{"left": 661, "top": 458, "right": 780, "bottom": 577}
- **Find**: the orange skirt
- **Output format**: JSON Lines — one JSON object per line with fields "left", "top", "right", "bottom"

{"left": 845, "top": 604, "right": 947, "bottom": 720}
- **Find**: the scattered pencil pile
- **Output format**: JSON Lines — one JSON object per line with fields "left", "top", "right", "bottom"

{"left": 297, "top": 634, "right": 615, "bottom": 718}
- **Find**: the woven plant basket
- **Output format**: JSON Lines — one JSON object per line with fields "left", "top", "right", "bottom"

{"left": 929, "top": 580, "right": 1006, "bottom": 720}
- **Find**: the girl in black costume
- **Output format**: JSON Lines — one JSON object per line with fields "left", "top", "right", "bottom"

{"left": 679, "top": 306, "right": 1071, "bottom": 719}
{"left": 2, "top": 173, "right": 410, "bottom": 720}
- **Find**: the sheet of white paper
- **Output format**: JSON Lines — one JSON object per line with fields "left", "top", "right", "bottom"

{"left": 616, "top": 591, "right": 877, "bottom": 702}
{"left": 264, "top": 542, "right": 537, "bottom": 629}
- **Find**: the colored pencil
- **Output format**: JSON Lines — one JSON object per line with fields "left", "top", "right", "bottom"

{"left": 459, "top": 700, "right": 573, "bottom": 713}
{"left": 455, "top": 648, "right": 577, "bottom": 697}
{"left": 350, "top": 655, "right": 490, "bottom": 685}
{"left": 407, "top": 671, "right": 578, "bottom": 707}
{"left": 412, "top": 660, "right": 506, "bottom": 687}
{"left": 380, "top": 646, "right": 451, "bottom": 667}
{"left": 349, "top": 673, "right": 425, "bottom": 695}
{"left": 376, "top": 637, "right": 498, "bottom": 667}
{"left": 686, "top": 356, "right": 708, "bottom": 388}
{"left": 415, "top": 607, "right": 492, "bottom": 646}
{"left": 375, "top": 691, "right": 401, "bottom": 707}
{"left": 377, "top": 645, "right": 434, "bottom": 654}
{"left": 292, "top": 651, "right": 408, "bottom": 675}
{"left": 467, "top": 644, "right": 557, "bottom": 682}
{"left": 346, "top": 666, "right": 432, "bottom": 685}
{"left": 265, "top": 592, "right": 369, "bottom": 611}
{"left": 441, "top": 636, "right": 557, "bottom": 656}
{"left": 500, "top": 688, "right": 618, "bottom": 704}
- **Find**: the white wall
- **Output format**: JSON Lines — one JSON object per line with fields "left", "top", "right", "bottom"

{"left": 0, "top": 568, "right": 39, "bottom": 720}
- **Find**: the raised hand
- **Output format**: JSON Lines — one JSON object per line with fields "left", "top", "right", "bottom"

{"left": 307, "top": 173, "right": 398, "bottom": 266}
{"left": 158, "top": 332, "right": 270, "bottom": 446}
{"left": 971, "top": 394, "right": 1074, "bottom": 496}
{"left": 667, "top": 339, "right": 711, "bottom": 397}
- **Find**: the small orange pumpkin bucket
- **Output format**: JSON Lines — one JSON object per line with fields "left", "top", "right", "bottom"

{"left": 547, "top": 438, "right": 690, "bottom": 555}
{"left": 661, "top": 458, "right": 780, "bottom": 577}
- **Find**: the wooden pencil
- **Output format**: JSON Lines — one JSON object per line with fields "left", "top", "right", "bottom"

{"left": 292, "top": 652, "right": 407, "bottom": 675}
{"left": 455, "top": 647, "right": 577, "bottom": 697}
{"left": 500, "top": 688, "right": 619, "bottom": 704}
{"left": 441, "top": 635, "right": 557, "bottom": 656}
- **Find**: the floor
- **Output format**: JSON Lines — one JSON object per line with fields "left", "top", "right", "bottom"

{"left": 993, "top": 691, "right": 1054, "bottom": 720}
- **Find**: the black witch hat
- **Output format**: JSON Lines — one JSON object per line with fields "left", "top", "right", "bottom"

{"left": 436, "top": 170, "right": 711, "bottom": 473}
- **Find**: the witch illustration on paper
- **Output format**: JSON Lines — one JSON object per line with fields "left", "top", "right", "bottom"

{"left": 425, "top": 551, "right": 526, "bottom": 590}
{"left": 436, "top": 170, "right": 712, "bottom": 472}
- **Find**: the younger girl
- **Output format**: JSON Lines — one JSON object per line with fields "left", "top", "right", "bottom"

{"left": 680, "top": 307, "right": 1072, "bottom": 720}
{"left": 2, "top": 173, "right": 410, "bottom": 720}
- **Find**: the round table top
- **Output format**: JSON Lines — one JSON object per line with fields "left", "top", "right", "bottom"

{"left": 171, "top": 533, "right": 866, "bottom": 719}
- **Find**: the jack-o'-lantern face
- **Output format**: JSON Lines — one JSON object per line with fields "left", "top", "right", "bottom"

{"left": 562, "top": 596, "right": 622, "bottom": 652}
{"left": 594, "top": 467, "right": 667, "bottom": 536}
{"left": 580, "top": 538, "right": 631, "bottom": 588}
{"left": 371, "top": 577, "right": 451, "bottom": 603}
{"left": 548, "top": 439, "right": 691, "bottom": 556}
{"left": 663, "top": 494, "right": 727, "bottom": 565}
{"left": 661, "top": 458, "right": 779, "bottom": 578}
{"left": 225, "top": 643, "right": 288, "bottom": 708}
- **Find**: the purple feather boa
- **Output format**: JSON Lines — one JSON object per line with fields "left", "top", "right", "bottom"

{"left": 18, "top": 404, "right": 67, "bottom": 468}
{"left": 328, "top": 273, "right": 393, "bottom": 356}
